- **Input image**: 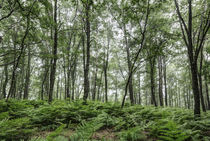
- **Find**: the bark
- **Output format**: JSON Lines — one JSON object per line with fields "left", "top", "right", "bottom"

{"left": 18, "top": 57, "right": 25, "bottom": 99}
{"left": 163, "top": 56, "right": 168, "bottom": 106}
{"left": 56, "top": 77, "right": 59, "bottom": 99}
{"left": 66, "top": 33, "right": 74, "bottom": 99}
{"left": 8, "top": 31, "right": 18, "bottom": 99}
{"left": 158, "top": 56, "right": 163, "bottom": 106}
{"left": 41, "top": 61, "right": 49, "bottom": 100}
{"left": 23, "top": 47, "right": 31, "bottom": 99}
{"left": 63, "top": 56, "right": 67, "bottom": 99}
{"left": 191, "top": 61, "right": 200, "bottom": 115}
{"left": 71, "top": 58, "right": 78, "bottom": 100}
{"left": 49, "top": 0, "right": 58, "bottom": 103}
{"left": 97, "top": 71, "right": 103, "bottom": 101}
{"left": 92, "top": 67, "right": 98, "bottom": 101}
{"left": 150, "top": 59, "right": 157, "bottom": 107}
{"left": 204, "top": 73, "right": 210, "bottom": 110}
{"left": 198, "top": 47, "right": 206, "bottom": 112}
{"left": 83, "top": 1, "right": 91, "bottom": 101}
{"left": 104, "top": 35, "right": 110, "bottom": 103}
{"left": 138, "top": 72, "right": 141, "bottom": 105}
{"left": 115, "top": 74, "right": 118, "bottom": 103}
{"left": 2, "top": 64, "right": 8, "bottom": 99}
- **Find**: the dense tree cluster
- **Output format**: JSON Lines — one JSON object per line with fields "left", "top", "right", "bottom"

{"left": 0, "top": 0, "right": 209, "bottom": 117}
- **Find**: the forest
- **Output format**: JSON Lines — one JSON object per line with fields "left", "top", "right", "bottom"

{"left": 0, "top": 0, "right": 210, "bottom": 140}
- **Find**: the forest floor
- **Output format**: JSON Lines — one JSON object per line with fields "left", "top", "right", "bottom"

{"left": 0, "top": 100, "right": 210, "bottom": 141}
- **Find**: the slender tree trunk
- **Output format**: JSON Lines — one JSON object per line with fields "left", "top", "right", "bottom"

{"left": 66, "top": 66, "right": 71, "bottom": 99}
{"left": 56, "top": 77, "right": 59, "bottom": 99}
{"left": 115, "top": 74, "right": 118, "bottom": 103}
{"left": 63, "top": 56, "right": 67, "bottom": 99}
{"left": 138, "top": 72, "right": 141, "bottom": 105}
{"left": 41, "top": 62, "right": 49, "bottom": 100}
{"left": 97, "top": 71, "right": 103, "bottom": 101}
{"left": 158, "top": 56, "right": 163, "bottom": 106}
{"left": 198, "top": 47, "right": 206, "bottom": 112}
{"left": 104, "top": 65, "right": 108, "bottom": 102}
{"left": 93, "top": 67, "right": 97, "bottom": 101}
{"left": 60, "top": 77, "right": 62, "bottom": 100}
{"left": 150, "top": 59, "right": 157, "bottom": 107}
{"left": 49, "top": 0, "right": 58, "bottom": 103}
{"left": 83, "top": 1, "right": 91, "bottom": 101}
{"left": 204, "top": 73, "right": 210, "bottom": 110}
{"left": 104, "top": 35, "right": 110, "bottom": 103}
{"left": 23, "top": 47, "right": 31, "bottom": 99}
{"left": 71, "top": 58, "right": 77, "bottom": 100}
{"left": 2, "top": 64, "right": 8, "bottom": 99}
{"left": 123, "top": 24, "right": 134, "bottom": 105}
{"left": 163, "top": 56, "right": 168, "bottom": 106}
{"left": 66, "top": 33, "right": 73, "bottom": 99}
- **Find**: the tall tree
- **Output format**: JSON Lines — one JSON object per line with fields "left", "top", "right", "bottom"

{"left": 83, "top": 0, "right": 92, "bottom": 102}
{"left": 49, "top": 0, "right": 58, "bottom": 103}
{"left": 174, "top": 0, "right": 210, "bottom": 116}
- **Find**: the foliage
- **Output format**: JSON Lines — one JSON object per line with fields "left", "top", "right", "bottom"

{"left": 0, "top": 100, "right": 210, "bottom": 140}
{"left": 0, "top": 117, "right": 36, "bottom": 140}
{"left": 118, "top": 127, "right": 147, "bottom": 141}
{"left": 46, "top": 124, "right": 66, "bottom": 141}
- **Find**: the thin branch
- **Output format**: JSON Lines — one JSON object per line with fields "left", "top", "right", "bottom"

{"left": 174, "top": 0, "right": 189, "bottom": 34}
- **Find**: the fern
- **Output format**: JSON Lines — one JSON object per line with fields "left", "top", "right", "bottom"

{"left": 70, "top": 120, "right": 105, "bottom": 140}
{"left": 118, "top": 127, "right": 146, "bottom": 141}
{"left": 46, "top": 124, "right": 66, "bottom": 141}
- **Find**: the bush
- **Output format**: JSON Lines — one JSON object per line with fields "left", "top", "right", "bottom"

{"left": 0, "top": 117, "right": 36, "bottom": 140}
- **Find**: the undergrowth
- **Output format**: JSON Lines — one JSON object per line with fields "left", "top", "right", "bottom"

{"left": 0, "top": 99, "right": 210, "bottom": 141}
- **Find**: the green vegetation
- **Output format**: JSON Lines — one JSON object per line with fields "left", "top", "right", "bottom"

{"left": 0, "top": 0, "right": 210, "bottom": 140}
{"left": 1, "top": 100, "right": 210, "bottom": 141}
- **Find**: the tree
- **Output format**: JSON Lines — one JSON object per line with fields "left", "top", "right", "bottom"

{"left": 82, "top": 0, "right": 92, "bottom": 102}
{"left": 49, "top": 0, "right": 58, "bottom": 103}
{"left": 174, "top": 0, "right": 210, "bottom": 116}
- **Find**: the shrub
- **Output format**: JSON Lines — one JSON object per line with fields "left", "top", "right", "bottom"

{"left": 0, "top": 117, "right": 36, "bottom": 140}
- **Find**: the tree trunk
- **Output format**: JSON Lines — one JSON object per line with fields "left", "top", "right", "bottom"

{"left": 41, "top": 62, "right": 49, "bottom": 100}
{"left": 83, "top": 1, "right": 91, "bottom": 101}
{"left": 204, "top": 73, "right": 210, "bottom": 110}
{"left": 97, "top": 71, "right": 103, "bottom": 101}
{"left": 63, "top": 56, "right": 67, "bottom": 99}
{"left": 2, "top": 64, "right": 8, "bottom": 99}
{"left": 71, "top": 58, "right": 77, "bottom": 100}
{"left": 123, "top": 24, "right": 134, "bottom": 105}
{"left": 56, "top": 77, "right": 59, "bottom": 99}
{"left": 138, "top": 72, "right": 141, "bottom": 105}
{"left": 198, "top": 47, "right": 206, "bottom": 112}
{"left": 49, "top": 0, "right": 58, "bottom": 103}
{"left": 104, "top": 35, "right": 110, "bottom": 103}
{"left": 66, "top": 66, "right": 71, "bottom": 99}
{"left": 150, "top": 59, "right": 157, "bottom": 107}
{"left": 163, "top": 56, "right": 168, "bottom": 106}
{"left": 158, "top": 56, "right": 163, "bottom": 106}
{"left": 23, "top": 47, "right": 31, "bottom": 99}
{"left": 93, "top": 67, "right": 97, "bottom": 101}
{"left": 115, "top": 74, "right": 118, "bottom": 103}
{"left": 104, "top": 66, "right": 108, "bottom": 102}
{"left": 191, "top": 61, "right": 201, "bottom": 116}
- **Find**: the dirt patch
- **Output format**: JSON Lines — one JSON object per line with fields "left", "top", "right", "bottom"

{"left": 61, "top": 129, "right": 75, "bottom": 137}
{"left": 202, "top": 131, "right": 210, "bottom": 136}
{"left": 33, "top": 131, "right": 52, "bottom": 138}
{"left": 92, "top": 128, "right": 117, "bottom": 140}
